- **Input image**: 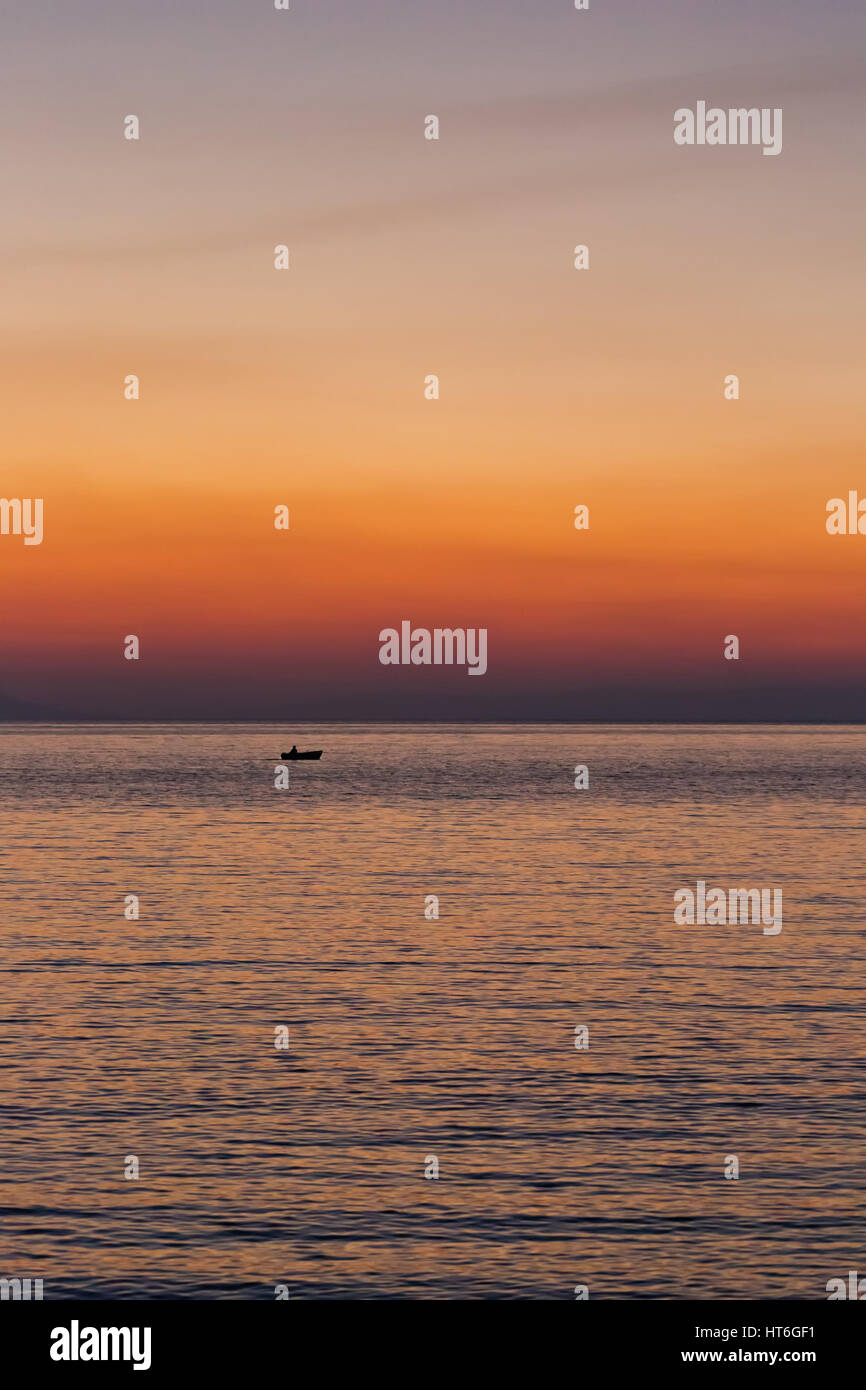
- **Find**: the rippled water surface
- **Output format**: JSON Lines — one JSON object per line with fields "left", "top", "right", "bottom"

{"left": 0, "top": 724, "right": 864, "bottom": 1299}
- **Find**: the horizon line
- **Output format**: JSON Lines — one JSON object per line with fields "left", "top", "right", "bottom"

{"left": 1, "top": 717, "right": 865, "bottom": 729}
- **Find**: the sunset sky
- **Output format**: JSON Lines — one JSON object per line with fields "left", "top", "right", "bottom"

{"left": 1, "top": 0, "right": 864, "bottom": 719}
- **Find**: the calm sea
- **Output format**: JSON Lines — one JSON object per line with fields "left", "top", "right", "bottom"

{"left": 0, "top": 723, "right": 864, "bottom": 1299}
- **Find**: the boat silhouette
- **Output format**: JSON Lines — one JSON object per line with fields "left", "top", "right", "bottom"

{"left": 281, "top": 746, "right": 323, "bottom": 761}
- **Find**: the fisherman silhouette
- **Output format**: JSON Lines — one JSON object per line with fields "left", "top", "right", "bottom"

{"left": 280, "top": 743, "right": 322, "bottom": 760}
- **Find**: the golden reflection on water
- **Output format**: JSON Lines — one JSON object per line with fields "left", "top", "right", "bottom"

{"left": 0, "top": 725, "right": 864, "bottom": 1297}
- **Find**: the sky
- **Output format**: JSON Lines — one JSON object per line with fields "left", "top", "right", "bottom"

{"left": 1, "top": 0, "right": 865, "bottom": 720}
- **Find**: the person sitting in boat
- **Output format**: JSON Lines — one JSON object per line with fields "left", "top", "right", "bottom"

{"left": 289, "top": 745, "right": 297, "bottom": 755}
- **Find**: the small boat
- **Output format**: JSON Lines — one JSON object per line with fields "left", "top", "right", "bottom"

{"left": 281, "top": 747, "right": 323, "bottom": 761}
